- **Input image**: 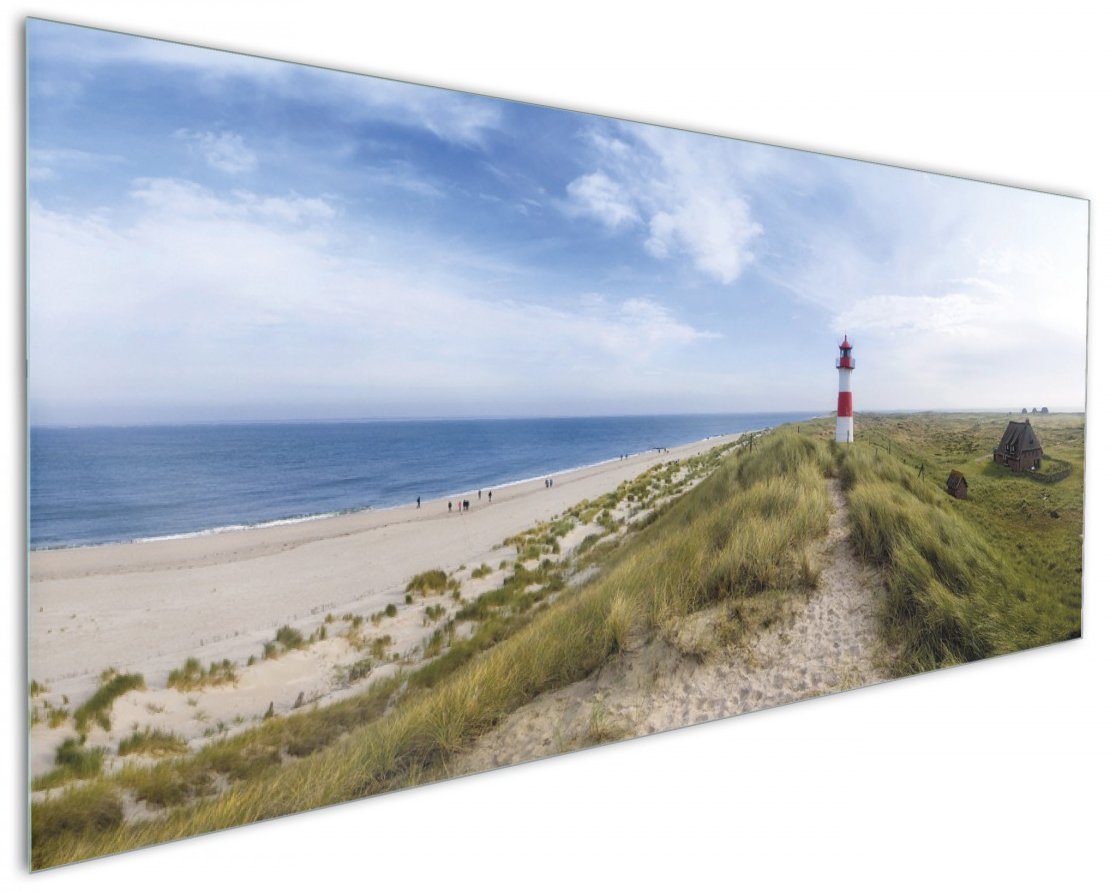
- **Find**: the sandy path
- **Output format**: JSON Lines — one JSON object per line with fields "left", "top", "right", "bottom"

{"left": 30, "top": 434, "right": 738, "bottom": 702}
{"left": 454, "top": 479, "right": 893, "bottom": 772}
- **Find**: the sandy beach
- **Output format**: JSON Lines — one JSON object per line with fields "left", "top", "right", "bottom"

{"left": 30, "top": 433, "right": 742, "bottom": 764}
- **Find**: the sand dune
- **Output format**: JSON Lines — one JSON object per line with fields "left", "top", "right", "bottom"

{"left": 452, "top": 479, "right": 894, "bottom": 772}
{"left": 30, "top": 434, "right": 740, "bottom": 712}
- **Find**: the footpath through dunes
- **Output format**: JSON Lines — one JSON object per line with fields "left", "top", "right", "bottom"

{"left": 453, "top": 478, "right": 893, "bottom": 773}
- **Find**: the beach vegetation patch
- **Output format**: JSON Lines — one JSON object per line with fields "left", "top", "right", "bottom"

{"left": 33, "top": 736, "right": 107, "bottom": 790}
{"left": 167, "top": 657, "right": 238, "bottom": 691}
{"left": 263, "top": 625, "right": 309, "bottom": 659}
{"left": 73, "top": 670, "right": 145, "bottom": 733}
{"left": 406, "top": 569, "right": 458, "bottom": 596}
{"left": 47, "top": 705, "right": 70, "bottom": 728}
{"left": 275, "top": 625, "right": 305, "bottom": 649}
{"left": 118, "top": 727, "right": 190, "bottom": 758}
{"left": 31, "top": 782, "right": 123, "bottom": 853}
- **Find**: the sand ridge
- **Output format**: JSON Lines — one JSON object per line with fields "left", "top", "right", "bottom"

{"left": 453, "top": 478, "right": 894, "bottom": 772}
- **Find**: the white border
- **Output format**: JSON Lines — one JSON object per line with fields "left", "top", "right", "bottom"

{"left": 6, "top": 3, "right": 1107, "bottom": 889}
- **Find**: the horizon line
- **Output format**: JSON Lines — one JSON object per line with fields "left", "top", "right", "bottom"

{"left": 27, "top": 406, "right": 1087, "bottom": 430}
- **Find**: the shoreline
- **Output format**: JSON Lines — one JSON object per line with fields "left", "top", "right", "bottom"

{"left": 29, "top": 436, "right": 729, "bottom": 553}
{"left": 30, "top": 424, "right": 792, "bottom": 552}
{"left": 29, "top": 430, "right": 752, "bottom": 707}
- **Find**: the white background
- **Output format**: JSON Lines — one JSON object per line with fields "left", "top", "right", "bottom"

{"left": 4, "top": 2, "right": 1107, "bottom": 888}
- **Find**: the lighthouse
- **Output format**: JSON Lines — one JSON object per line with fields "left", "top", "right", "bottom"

{"left": 835, "top": 335, "right": 855, "bottom": 443}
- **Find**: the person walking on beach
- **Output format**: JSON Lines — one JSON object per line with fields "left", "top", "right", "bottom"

{"left": 416, "top": 496, "right": 421, "bottom": 509}
{"left": 488, "top": 490, "right": 492, "bottom": 502}
{"left": 478, "top": 489, "right": 482, "bottom": 500}
{"left": 448, "top": 501, "right": 452, "bottom": 512}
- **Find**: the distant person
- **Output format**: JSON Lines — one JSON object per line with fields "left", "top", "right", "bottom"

{"left": 488, "top": 490, "right": 492, "bottom": 502}
{"left": 417, "top": 496, "right": 421, "bottom": 509}
{"left": 448, "top": 501, "right": 452, "bottom": 512}
{"left": 478, "top": 489, "right": 482, "bottom": 499}
{"left": 463, "top": 499, "right": 470, "bottom": 511}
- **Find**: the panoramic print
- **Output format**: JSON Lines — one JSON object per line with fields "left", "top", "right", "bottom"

{"left": 27, "top": 19, "right": 1088, "bottom": 868}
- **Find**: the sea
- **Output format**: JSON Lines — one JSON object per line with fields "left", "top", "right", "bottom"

{"left": 29, "top": 412, "right": 815, "bottom": 549}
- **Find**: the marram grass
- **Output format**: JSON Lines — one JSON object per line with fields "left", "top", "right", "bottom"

{"left": 33, "top": 418, "right": 1083, "bottom": 868}
{"left": 830, "top": 412, "right": 1082, "bottom": 672}
{"left": 32, "top": 429, "right": 830, "bottom": 869}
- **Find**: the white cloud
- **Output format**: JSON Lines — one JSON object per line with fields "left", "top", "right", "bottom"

{"left": 31, "top": 22, "right": 504, "bottom": 148}
{"left": 644, "top": 196, "right": 760, "bottom": 282}
{"left": 835, "top": 292, "right": 994, "bottom": 337}
{"left": 566, "top": 171, "right": 639, "bottom": 228}
{"left": 129, "top": 178, "right": 335, "bottom": 224}
{"left": 177, "top": 130, "right": 258, "bottom": 174}
{"left": 28, "top": 181, "right": 716, "bottom": 423}
{"left": 27, "top": 146, "right": 126, "bottom": 182}
{"left": 565, "top": 125, "right": 764, "bottom": 284}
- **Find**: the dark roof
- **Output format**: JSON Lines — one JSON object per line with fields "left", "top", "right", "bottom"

{"left": 996, "top": 420, "right": 1042, "bottom": 454}
{"left": 947, "top": 470, "right": 967, "bottom": 486}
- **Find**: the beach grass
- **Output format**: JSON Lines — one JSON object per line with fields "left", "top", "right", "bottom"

{"left": 36, "top": 431, "right": 832, "bottom": 867}
{"left": 32, "top": 416, "right": 1082, "bottom": 869}
{"left": 812, "top": 412, "right": 1083, "bottom": 671}
{"left": 32, "top": 737, "right": 108, "bottom": 791}
{"left": 72, "top": 670, "right": 145, "bottom": 733}
{"left": 117, "top": 728, "right": 190, "bottom": 758}
{"left": 167, "top": 657, "right": 239, "bottom": 691}
{"left": 405, "top": 569, "right": 459, "bottom": 597}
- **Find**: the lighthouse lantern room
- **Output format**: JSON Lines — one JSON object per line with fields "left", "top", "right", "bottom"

{"left": 835, "top": 335, "right": 855, "bottom": 443}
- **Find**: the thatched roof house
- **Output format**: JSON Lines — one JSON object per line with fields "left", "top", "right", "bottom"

{"left": 993, "top": 419, "right": 1043, "bottom": 472}
{"left": 946, "top": 470, "right": 968, "bottom": 499}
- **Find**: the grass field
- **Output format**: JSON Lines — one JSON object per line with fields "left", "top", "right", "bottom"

{"left": 798, "top": 412, "right": 1083, "bottom": 670}
{"left": 30, "top": 414, "right": 1084, "bottom": 869}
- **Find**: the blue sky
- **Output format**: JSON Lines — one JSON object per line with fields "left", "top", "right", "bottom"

{"left": 27, "top": 20, "right": 1089, "bottom": 425}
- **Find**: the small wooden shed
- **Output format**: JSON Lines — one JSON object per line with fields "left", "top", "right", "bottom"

{"left": 993, "top": 419, "right": 1043, "bottom": 472}
{"left": 946, "top": 469, "right": 968, "bottom": 499}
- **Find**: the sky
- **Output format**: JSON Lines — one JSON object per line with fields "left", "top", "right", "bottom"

{"left": 27, "top": 20, "right": 1090, "bottom": 426}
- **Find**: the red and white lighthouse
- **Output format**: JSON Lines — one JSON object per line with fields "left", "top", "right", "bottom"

{"left": 835, "top": 335, "right": 855, "bottom": 443}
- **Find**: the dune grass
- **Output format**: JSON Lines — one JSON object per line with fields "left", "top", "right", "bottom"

{"left": 33, "top": 429, "right": 833, "bottom": 868}
{"left": 262, "top": 625, "right": 308, "bottom": 660}
{"left": 32, "top": 417, "right": 1081, "bottom": 869}
{"left": 32, "top": 737, "right": 108, "bottom": 791}
{"left": 167, "top": 657, "right": 238, "bottom": 692}
{"left": 72, "top": 670, "right": 146, "bottom": 734}
{"left": 117, "top": 728, "right": 190, "bottom": 758}
{"left": 820, "top": 412, "right": 1083, "bottom": 671}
